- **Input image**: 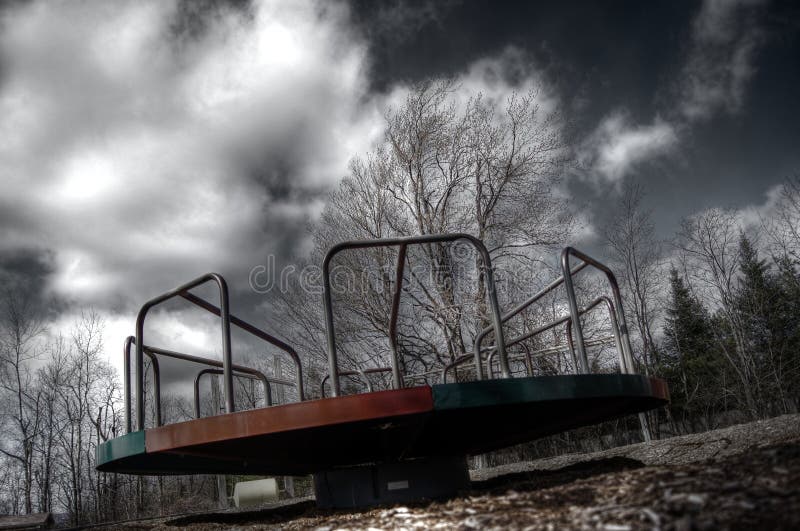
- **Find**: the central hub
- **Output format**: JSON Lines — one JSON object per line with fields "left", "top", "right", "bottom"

{"left": 313, "top": 455, "right": 470, "bottom": 508}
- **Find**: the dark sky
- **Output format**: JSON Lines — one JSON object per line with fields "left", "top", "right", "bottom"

{"left": 349, "top": 0, "right": 800, "bottom": 237}
{"left": 0, "top": 0, "right": 797, "bottom": 380}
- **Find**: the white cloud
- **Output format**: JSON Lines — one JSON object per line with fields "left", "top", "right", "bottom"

{"left": 0, "top": 0, "right": 389, "bottom": 383}
{"left": 0, "top": 0, "right": 378, "bottom": 308}
{"left": 578, "top": 0, "right": 766, "bottom": 188}
{"left": 581, "top": 112, "right": 678, "bottom": 183}
{"left": 679, "top": 0, "right": 766, "bottom": 121}
{"left": 379, "top": 47, "right": 560, "bottom": 128}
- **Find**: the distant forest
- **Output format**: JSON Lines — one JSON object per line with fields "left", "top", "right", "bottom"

{"left": 2, "top": 83, "right": 798, "bottom": 525}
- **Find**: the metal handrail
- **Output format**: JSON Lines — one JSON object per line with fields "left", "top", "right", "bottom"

{"left": 134, "top": 273, "right": 233, "bottom": 431}
{"left": 323, "top": 234, "right": 507, "bottom": 396}
{"left": 388, "top": 244, "right": 408, "bottom": 390}
{"left": 123, "top": 336, "right": 162, "bottom": 430}
{"left": 124, "top": 337, "right": 288, "bottom": 432}
{"left": 320, "top": 367, "right": 393, "bottom": 398}
{"left": 179, "top": 291, "right": 305, "bottom": 401}
{"left": 440, "top": 354, "right": 474, "bottom": 384}
{"left": 565, "top": 296, "right": 626, "bottom": 373}
{"left": 132, "top": 272, "right": 304, "bottom": 432}
{"left": 561, "top": 247, "right": 634, "bottom": 374}
{"left": 485, "top": 296, "right": 621, "bottom": 377}
{"left": 194, "top": 368, "right": 272, "bottom": 419}
{"left": 444, "top": 336, "right": 616, "bottom": 383}
{"left": 472, "top": 261, "right": 590, "bottom": 379}
{"left": 505, "top": 297, "right": 618, "bottom": 362}
{"left": 486, "top": 336, "right": 618, "bottom": 379}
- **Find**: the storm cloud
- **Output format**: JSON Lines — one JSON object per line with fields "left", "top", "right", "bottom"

{"left": 0, "top": 0, "right": 380, "bottom": 307}
{"left": 0, "top": 0, "right": 566, "bottom": 383}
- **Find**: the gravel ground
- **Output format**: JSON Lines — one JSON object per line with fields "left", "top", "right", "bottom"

{"left": 98, "top": 414, "right": 800, "bottom": 530}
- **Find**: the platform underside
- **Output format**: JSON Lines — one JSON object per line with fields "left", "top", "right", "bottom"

{"left": 97, "top": 374, "right": 669, "bottom": 476}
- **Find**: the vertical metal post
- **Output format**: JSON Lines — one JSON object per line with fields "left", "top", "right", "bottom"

{"left": 523, "top": 344, "right": 533, "bottom": 376}
{"left": 147, "top": 351, "right": 162, "bottom": 427}
{"left": 323, "top": 234, "right": 507, "bottom": 393}
{"left": 194, "top": 371, "right": 202, "bottom": 419}
{"left": 134, "top": 316, "right": 146, "bottom": 430}
{"left": 603, "top": 300, "right": 625, "bottom": 371}
{"left": 322, "top": 252, "right": 340, "bottom": 397}
{"left": 480, "top": 256, "right": 510, "bottom": 379}
{"left": 273, "top": 357, "right": 285, "bottom": 404}
{"left": 125, "top": 338, "right": 163, "bottom": 430}
{"left": 388, "top": 244, "right": 407, "bottom": 390}
{"left": 606, "top": 274, "right": 636, "bottom": 375}
{"left": 123, "top": 337, "right": 132, "bottom": 434}
{"left": 133, "top": 273, "right": 234, "bottom": 430}
{"left": 214, "top": 275, "right": 235, "bottom": 415}
{"left": 599, "top": 298, "right": 627, "bottom": 373}
{"left": 561, "top": 248, "right": 589, "bottom": 373}
{"left": 487, "top": 350, "right": 497, "bottom": 379}
{"left": 564, "top": 321, "right": 579, "bottom": 373}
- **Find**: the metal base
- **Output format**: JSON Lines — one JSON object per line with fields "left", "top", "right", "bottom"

{"left": 313, "top": 455, "right": 469, "bottom": 509}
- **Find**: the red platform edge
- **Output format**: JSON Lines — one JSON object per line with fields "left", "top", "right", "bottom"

{"left": 145, "top": 386, "right": 434, "bottom": 453}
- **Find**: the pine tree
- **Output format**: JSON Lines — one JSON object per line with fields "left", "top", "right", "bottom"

{"left": 735, "top": 234, "right": 798, "bottom": 415}
{"left": 661, "top": 268, "right": 726, "bottom": 431}
{"left": 772, "top": 255, "right": 800, "bottom": 411}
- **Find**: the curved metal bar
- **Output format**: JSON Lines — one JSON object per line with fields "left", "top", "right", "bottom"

{"left": 565, "top": 320, "right": 579, "bottom": 371}
{"left": 141, "top": 343, "right": 282, "bottom": 383}
{"left": 561, "top": 250, "right": 587, "bottom": 373}
{"left": 387, "top": 244, "right": 407, "bottom": 390}
{"left": 451, "top": 336, "right": 616, "bottom": 384}
{"left": 472, "top": 260, "right": 590, "bottom": 379}
{"left": 322, "top": 233, "right": 506, "bottom": 396}
{"left": 500, "top": 297, "right": 610, "bottom": 350}
{"left": 441, "top": 354, "right": 474, "bottom": 384}
{"left": 320, "top": 367, "right": 392, "bottom": 398}
{"left": 522, "top": 343, "right": 534, "bottom": 376}
{"left": 561, "top": 247, "right": 635, "bottom": 374}
{"left": 134, "top": 273, "right": 232, "bottom": 431}
{"left": 179, "top": 291, "right": 305, "bottom": 401}
{"left": 124, "top": 336, "right": 132, "bottom": 433}
{"left": 123, "top": 336, "right": 161, "bottom": 433}
{"left": 126, "top": 338, "right": 283, "bottom": 430}
{"left": 482, "top": 296, "right": 622, "bottom": 379}
{"left": 194, "top": 368, "right": 273, "bottom": 419}
{"left": 565, "top": 296, "right": 626, "bottom": 373}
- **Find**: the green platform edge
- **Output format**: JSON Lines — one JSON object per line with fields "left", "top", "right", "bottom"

{"left": 431, "top": 374, "right": 659, "bottom": 410}
{"left": 96, "top": 430, "right": 145, "bottom": 468}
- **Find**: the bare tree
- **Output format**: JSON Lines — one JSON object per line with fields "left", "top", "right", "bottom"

{"left": 603, "top": 182, "right": 663, "bottom": 371}
{"left": 276, "top": 80, "right": 576, "bottom": 387}
{"left": 764, "top": 175, "right": 800, "bottom": 264}
{"left": 52, "top": 310, "right": 118, "bottom": 524}
{"left": 675, "top": 209, "right": 760, "bottom": 418}
{"left": 0, "top": 290, "right": 46, "bottom": 514}
{"left": 32, "top": 337, "right": 70, "bottom": 514}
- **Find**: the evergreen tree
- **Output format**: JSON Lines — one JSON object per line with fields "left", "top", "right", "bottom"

{"left": 661, "top": 268, "right": 726, "bottom": 431}
{"left": 734, "top": 234, "right": 798, "bottom": 415}
{"left": 772, "top": 255, "right": 800, "bottom": 410}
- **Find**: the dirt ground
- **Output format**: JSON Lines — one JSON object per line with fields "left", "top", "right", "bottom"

{"left": 99, "top": 414, "right": 800, "bottom": 530}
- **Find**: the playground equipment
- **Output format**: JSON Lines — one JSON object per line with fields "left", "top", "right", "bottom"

{"left": 96, "top": 234, "right": 669, "bottom": 508}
